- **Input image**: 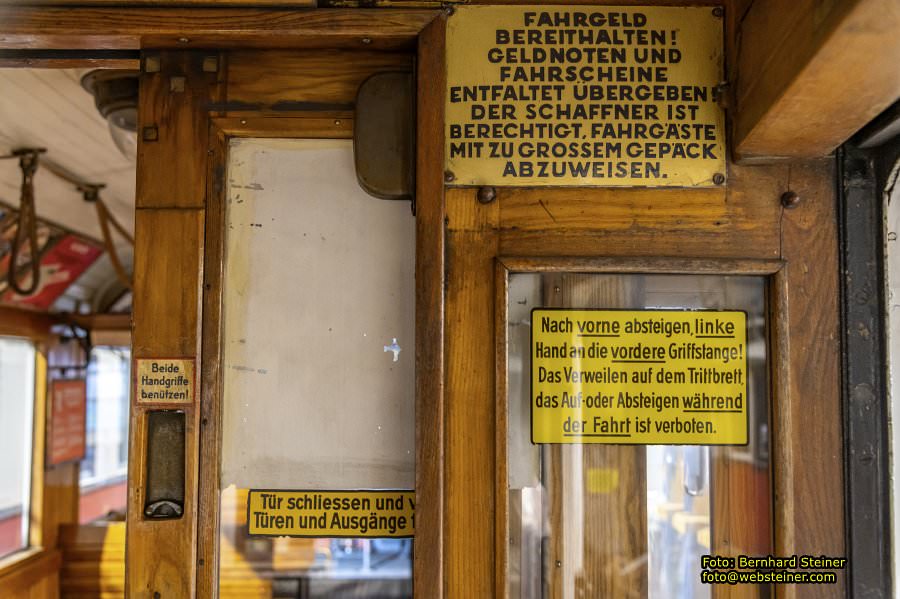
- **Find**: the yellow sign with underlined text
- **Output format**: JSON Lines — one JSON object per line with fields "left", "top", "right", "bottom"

{"left": 531, "top": 309, "right": 747, "bottom": 444}
{"left": 247, "top": 490, "right": 414, "bottom": 538}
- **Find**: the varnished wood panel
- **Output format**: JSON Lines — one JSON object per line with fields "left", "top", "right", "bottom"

{"left": 0, "top": 306, "right": 54, "bottom": 339}
{"left": 127, "top": 207, "right": 204, "bottom": 598}
{"left": 445, "top": 188, "right": 500, "bottom": 597}
{"left": 773, "top": 158, "right": 844, "bottom": 598}
{"left": 446, "top": 157, "right": 842, "bottom": 597}
{"left": 735, "top": 0, "right": 900, "bottom": 158}
{"left": 131, "top": 210, "right": 203, "bottom": 358}
{"left": 0, "top": 0, "right": 315, "bottom": 4}
{"left": 497, "top": 161, "right": 786, "bottom": 259}
{"left": 0, "top": 550, "right": 62, "bottom": 599}
{"left": 210, "top": 116, "right": 352, "bottom": 138}
{"left": 712, "top": 457, "right": 771, "bottom": 599}
{"left": 225, "top": 50, "right": 413, "bottom": 109}
{"left": 195, "top": 124, "right": 227, "bottom": 599}
{"left": 0, "top": 7, "right": 439, "bottom": 51}
{"left": 415, "top": 16, "right": 446, "bottom": 598}
{"left": 137, "top": 51, "right": 223, "bottom": 210}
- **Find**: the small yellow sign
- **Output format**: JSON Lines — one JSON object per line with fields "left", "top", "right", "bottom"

{"left": 532, "top": 309, "right": 747, "bottom": 444}
{"left": 446, "top": 6, "right": 725, "bottom": 187}
{"left": 248, "top": 490, "right": 415, "bottom": 538}
{"left": 135, "top": 358, "right": 194, "bottom": 405}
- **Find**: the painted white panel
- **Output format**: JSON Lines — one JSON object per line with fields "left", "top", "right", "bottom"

{"left": 221, "top": 138, "right": 415, "bottom": 490}
{"left": 0, "top": 68, "right": 135, "bottom": 238}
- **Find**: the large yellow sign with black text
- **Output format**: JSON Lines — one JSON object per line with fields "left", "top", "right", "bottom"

{"left": 446, "top": 6, "right": 725, "bottom": 187}
{"left": 247, "top": 490, "right": 414, "bottom": 538}
{"left": 532, "top": 310, "right": 747, "bottom": 444}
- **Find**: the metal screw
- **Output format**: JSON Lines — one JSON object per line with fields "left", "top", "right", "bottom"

{"left": 712, "top": 172, "right": 725, "bottom": 185}
{"left": 444, "top": 170, "right": 456, "bottom": 183}
{"left": 555, "top": 560, "right": 562, "bottom": 568}
{"left": 142, "top": 126, "right": 159, "bottom": 142}
{"left": 554, "top": 286, "right": 561, "bottom": 294}
{"left": 712, "top": 6, "right": 724, "bottom": 18}
{"left": 334, "top": 119, "right": 342, "bottom": 126}
{"left": 445, "top": 5, "right": 455, "bottom": 15}
{"left": 477, "top": 186, "right": 496, "bottom": 204}
{"left": 361, "top": 37, "right": 372, "bottom": 44}
{"left": 781, "top": 190, "right": 801, "bottom": 209}
{"left": 177, "top": 37, "right": 190, "bottom": 44}
{"left": 202, "top": 56, "right": 219, "bottom": 73}
{"left": 240, "top": 119, "right": 248, "bottom": 125}
{"left": 144, "top": 55, "right": 161, "bottom": 73}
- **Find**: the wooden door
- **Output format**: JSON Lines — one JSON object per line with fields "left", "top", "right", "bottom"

{"left": 434, "top": 166, "right": 844, "bottom": 599}
{"left": 412, "top": 28, "right": 848, "bottom": 587}
{"left": 127, "top": 42, "right": 426, "bottom": 598}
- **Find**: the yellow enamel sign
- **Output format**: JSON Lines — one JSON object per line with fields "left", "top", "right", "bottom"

{"left": 446, "top": 6, "right": 725, "bottom": 187}
{"left": 532, "top": 310, "right": 747, "bottom": 444}
{"left": 248, "top": 490, "right": 414, "bottom": 538}
{"left": 135, "top": 358, "right": 194, "bottom": 405}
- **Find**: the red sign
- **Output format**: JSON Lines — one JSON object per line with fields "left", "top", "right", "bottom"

{"left": 2, "top": 234, "right": 103, "bottom": 310}
{"left": 48, "top": 379, "right": 87, "bottom": 466}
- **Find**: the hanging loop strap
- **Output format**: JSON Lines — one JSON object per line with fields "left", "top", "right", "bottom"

{"left": 80, "top": 185, "right": 133, "bottom": 291}
{"left": 7, "top": 148, "right": 45, "bottom": 296}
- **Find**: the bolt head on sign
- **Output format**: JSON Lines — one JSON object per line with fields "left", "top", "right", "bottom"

{"left": 445, "top": 6, "right": 726, "bottom": 187}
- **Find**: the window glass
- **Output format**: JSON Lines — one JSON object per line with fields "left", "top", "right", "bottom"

{"left": 79, "top": 346, "right": 130, "bottom": 523}
{"left": 218, "top": 139, "right": 414, "bottom": 597}
{"left": 507, "top": 273, "right": 771, "bottom": 598}
{"left": 0, "top": 337, "right": 36, "bottom": 559}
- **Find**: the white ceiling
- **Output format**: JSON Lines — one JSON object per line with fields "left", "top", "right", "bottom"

{"left": 0, "top": 68, "right": 135, "bottom": 237}
{"left": 0, "top": 68, "right": 135, "bottom": 312}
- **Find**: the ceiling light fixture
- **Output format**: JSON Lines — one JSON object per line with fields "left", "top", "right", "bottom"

{"left": 81, "top": 69, "right": 139, "bottom": 162}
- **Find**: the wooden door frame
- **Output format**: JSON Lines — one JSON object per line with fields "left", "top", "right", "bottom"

{"left": 411, "top": 14, "right": 844, "bottom": 598}
{"left": 130, "top": 45, "right": 432, "bottom": 597}
{"left": 493, "top": 257, "right": 783, "bottom": 599}
{"left": 197, "top": 114, "right": 357, "bottom": 598}
{"left": 438, "top": 162, "right": 845, "bottom": 599}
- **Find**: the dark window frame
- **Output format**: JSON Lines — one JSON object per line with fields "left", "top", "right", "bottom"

{"left": 840, "top": 102, "right": 900, "bottom": 599}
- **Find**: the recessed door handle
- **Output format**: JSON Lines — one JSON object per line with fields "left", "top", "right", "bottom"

{"left": 144, "top": 411, "right": 185, "bottom": 520}
{"left": 144, "top": 499, "right": 184, "bottom": 519}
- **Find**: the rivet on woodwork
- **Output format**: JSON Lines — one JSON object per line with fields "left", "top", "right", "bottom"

{"left": 170, "top": 76, "right": 186, "bottom": 93}
{"left": 142, "top": 126, "right": 159, "bottom": 142}
{"left": 444, "top": 170, "right": 456, "bottom": 183}
{"left": 361, "top": 37, "right": 372, "bottom": 45}
{"left": 143, "top": 55, "right": 161, "bottom": 74}
{"left": 781, "top": 191, "right": 802, "bottom": 209}
{"left": 477, "top": 186, "right": 497, "bottom": 204}
{"left": 712, "top": 6, "right": 724, "bottom": 18}
{"left": 177, "top": 37, "right": 190, "bottom": 44}
{"left": 202, "top": 56, "right": 219, "bottom": 73}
